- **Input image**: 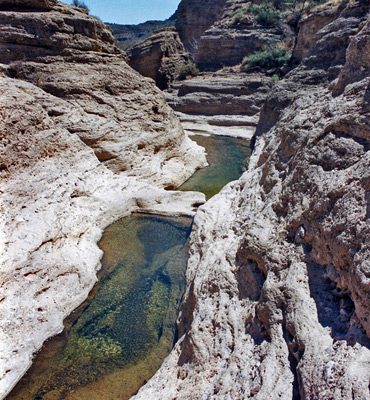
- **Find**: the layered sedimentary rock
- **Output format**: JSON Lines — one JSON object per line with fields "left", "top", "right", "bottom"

{"left": 190, "top": 0, "right": 295, "bottom": 71}
{"left": 165, "top": 72, "right": 273, "bottom": 137}
{"left": 134, "top": 2, "right": 370, "bottom": 399}
{"left": 0, "top": 0, "right": 205, "bottom": 187}
{"left": 194, "top": 0, "right": 293, "bottom": 71}
{"left": 129, "top": 28, "right": 192, "bottom": 89}
{"left": 175, "top": 0, "right": 228, "bottom": 54}
{"left": 195, "top": 27, "right": 284, "bottom": 70}
{"left": 292, "top": 0, "right": 342, "bottom": 63}
{"left": 0, "top": 1, "right": 206, "bottom": 398}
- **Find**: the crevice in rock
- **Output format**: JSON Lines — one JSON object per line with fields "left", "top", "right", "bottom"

{"left": 177, "top": 280, "right": 196, "bottom": 366}
{"left": 307, "top": 262, "right": 370, "bottom": 349}
{"left": 247, "top": 316, "right": 270, "bottom": 346}
{"left": 33, "top": 238, "right": 54, "bottom": 252}
{"left": 236, "top": 258, "right": 266, "bottom": 301}
{"left": 282, "top": 323, "right": 302, "bottom": 400}
{"left": 94, "top": 149, "right": 119, "bottom": 163}
{"left": 321, "top": 129, "right": 370, "bottom": 151}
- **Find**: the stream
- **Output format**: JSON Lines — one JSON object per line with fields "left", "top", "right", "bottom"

{"left": 7, "top": 134, "right": 252, "bottom": 400}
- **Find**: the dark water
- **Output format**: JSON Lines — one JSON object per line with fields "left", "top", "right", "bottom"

{"left": 180, "top": 134, "right": 252, "bottom": 199}
{"left": 7, "top": 134, "right": 252, "bottom": 400}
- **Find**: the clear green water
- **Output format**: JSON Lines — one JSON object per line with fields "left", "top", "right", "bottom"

{"left": 180, "top": 134, "right": 252, "bottom": 200}
{"left": 7, "top": 134, "right": 252, "bottom": 400}
{"left": 7, "top": 214, "right": 192, "bottom": 400}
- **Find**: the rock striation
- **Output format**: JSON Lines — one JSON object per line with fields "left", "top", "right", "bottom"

{"left": 0, "top": 1, "right": 206, "bottom": 398}
{"left": 133, "top": 1, "right": 370, "bottom": 399}
{"left": 291, "top": 0, "right": 342, "bottom": 63}
{"left": 176, "top": 0, "right": 295, "bottom": 71}
{"left": 165, "top": 71, "right": 273, "bottom": 138}
{"left": 128, "top": 28, "right": 192, "bottom": 89}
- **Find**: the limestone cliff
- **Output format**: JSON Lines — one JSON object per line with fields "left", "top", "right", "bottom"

{"left": 134, "top": 1, "right": 370, "bottom": 399}
{"left": 195, "top": 0, "right": 294, "bottom": 71}
{"left": 0, "top": 1, "right": 206, "bottom": 398}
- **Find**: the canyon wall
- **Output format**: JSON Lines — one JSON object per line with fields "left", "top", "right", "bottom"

{"left": 0, "top": 1, "right": 206, "bottom": 398}
{"left": 175, "top": 0, "right": 228, "bottom": 54}
{"left": 134, "top": 1, "right": 370, "bottom": 398}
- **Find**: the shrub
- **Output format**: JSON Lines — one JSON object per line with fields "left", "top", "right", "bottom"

{"left": 71, "top": 0, "right": 89, "bottom": 12}
{"left": 232, "top": 11, "right": 244, "bottom": 25}
{"left": 248, "top": 3, "right": 280, "bottom": 27}
{"left": 178, "top": 62, "right": 199, "bottom": 80}
{"left": 242, "top": 43, "right": 291, "bottom": 71}
{"left": 271, "top": 73, "right": 280, "bottom": 83}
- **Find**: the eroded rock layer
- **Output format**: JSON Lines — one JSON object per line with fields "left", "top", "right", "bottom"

{"left": 134, "top": 2, "right": 370, "bottom": 399}
{"left": 165, "top": 72, "right": 273, "bottom": 138}
{"left": 0, "top": 1, "right": 206, "bottom": 398}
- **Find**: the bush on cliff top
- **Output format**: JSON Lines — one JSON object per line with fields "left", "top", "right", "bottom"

{"left": 178, "top": 62, "right": 199, "bottom": 80}
{"left": 231, "top": 3, "right": 281, "bottom": 27}
{"left": 71, "top": 0, "right": 89, "bottom": 12}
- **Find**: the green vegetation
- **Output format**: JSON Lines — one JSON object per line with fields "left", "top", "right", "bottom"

{"left": 71, "top": 0, "right": 89, "bottom": 12}
{"left": 230, "top": 0, "right": 330, "bottom": 29}
{"left": 248, "top": 3, "right": 281, "bottom": 27}
{"left": 178, "top": 62, "right": 200, "bottom": 80}
{"left": 273, "top": 0, "right": 330, "bottom": 26}
{"left": 232, "top": 11, "right": 245, "bottom": 24}
{"left": 271, "top": 73, "right": 280, "bottom": 83}
{"left": 274, "top": 0, "right": 328, "bottom": 10}
{"left": 242, "top": 43, "right": 291, "bottom": 71}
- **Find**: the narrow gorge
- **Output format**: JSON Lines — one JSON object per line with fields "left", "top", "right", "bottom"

{"left": 1, "top": 0, "right": 369, "bottom": 399}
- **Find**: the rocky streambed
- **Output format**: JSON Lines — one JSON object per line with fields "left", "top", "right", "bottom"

{"left": 6, "top": 133, "right": 252, "bottom": 400}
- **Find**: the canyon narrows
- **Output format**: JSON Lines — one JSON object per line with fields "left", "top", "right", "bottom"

{"left": 0, "top": 0, "right": 207, "bottom": 398}
{"left": 1, "top": 0, "right": 370, "bottom": 399}
{"left": 6, "top": 132, "right": 252, "bottom": 400}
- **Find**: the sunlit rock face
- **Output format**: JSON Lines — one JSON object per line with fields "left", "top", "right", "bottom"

{"left": 134, "top": 2, "right": 370, "bottom": 399}
{"left": 0, "top": 0, "right": 206, "bottom": 397}
{"left": 0, "top": 0, "right": 206, "bottom": 187}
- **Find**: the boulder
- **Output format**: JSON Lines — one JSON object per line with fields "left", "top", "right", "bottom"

{"left": 129, "top": 28, "right": 192, "bottom": 89}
